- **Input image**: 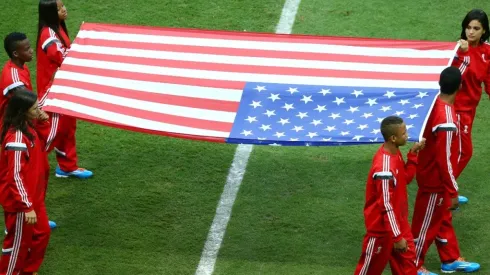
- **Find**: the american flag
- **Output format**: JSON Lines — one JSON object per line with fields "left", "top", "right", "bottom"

{"left": 42, "top": 22, "right": 458, "bottom": 146}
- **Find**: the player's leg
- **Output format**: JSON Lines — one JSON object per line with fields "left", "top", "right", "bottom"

{"left": 454, "top": 110, "right": 476, "bottom": 204}
{"left": 0, "top": 212, "right": 33, "bottom": 275}
{"left": 354, "top": 235, "right": 391, "bottom": 275}
{"left": 53, "top": 115, "right": 92, "bottom": 179}
{"left": 22, "top": 204, "right": 51, "bottom": 274}
{"left": 411, "top": 191, "right": 443, "bottom": 272}
{"left": 437, "top": 195, "right": 479, "bottom": 273}
{"left": 456, "top": 110, "right": 475, "bottom": 178}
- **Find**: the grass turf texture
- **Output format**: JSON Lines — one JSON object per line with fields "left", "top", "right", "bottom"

{"left": 0, "top": 0, "right": 489, "bottom": 274}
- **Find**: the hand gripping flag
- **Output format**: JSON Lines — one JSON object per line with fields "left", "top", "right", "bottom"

{"left": 42, "top": 22, "right": 458, "bottom": 146}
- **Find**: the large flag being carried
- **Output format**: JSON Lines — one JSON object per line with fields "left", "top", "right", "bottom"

{"left": 42, "top": 23, "right": 458, "bottom": 146}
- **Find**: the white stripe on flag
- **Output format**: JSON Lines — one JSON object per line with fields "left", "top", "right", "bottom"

{"left": 63, "top": 57, "right": 441, "bottom": 89}
{"left": 44, "top": 99, "right": 231, "bottom": 137}
{"left": 76, "top": 30, "right": 455, "bottom": 59}
{"left": 49, "top": 86, "right": 236, "bottom": 122}
{"left": 70, "top": 44, "right": 447, "bottom": 74}
{"left": 54, "top": 71, "right": 243, "bottom": 102}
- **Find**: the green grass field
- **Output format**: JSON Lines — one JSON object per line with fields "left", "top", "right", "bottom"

{"left": 1, "top": 0, "right": 489, "bottom": 274}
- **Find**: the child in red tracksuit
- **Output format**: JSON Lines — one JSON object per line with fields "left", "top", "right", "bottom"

{"left": 0, "top": 89, "right": 51, "bottom": 275}
{"left": 0, "top": 32, "right": 33, "bottom": 117}
{"left": 450, "top": 9, "right": 490, "bottom": 198}
{"left": 354, "top": 116, "right": 425, "bottom": 275}
{"left": 411, "top": 67, "right": 479, "bottom": 274}
{"left": 36, "top": 0, "right": 92, "bottom": 179}
{"left": 427, "top": 10, "right": 489, "bottom": 274}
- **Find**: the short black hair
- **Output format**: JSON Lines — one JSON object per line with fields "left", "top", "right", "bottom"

{"left": 461, "top": 9, "right": 490, "bottom": 43}
{"left": 380, "top": 116, "right": 404, "bottom": 141}
{"left": 439, "top": 66, "right": 462, "bottom": 95}
{"left": 4, "top": 32, "right": 28, "bottom": 59}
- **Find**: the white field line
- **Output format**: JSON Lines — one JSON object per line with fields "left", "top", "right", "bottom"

{"left": 194, "top": 0, "right": 302, "bottom": 274}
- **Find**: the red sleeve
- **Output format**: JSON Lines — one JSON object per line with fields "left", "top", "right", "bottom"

{"left": 40, "top": 28, "right": 65, "bottom": 67}
{"left": 33, "top": 118, "right": 52, "bottom": 146}
{"left": 373, "top": 166, "right": 402, "bottom": 242}
{"left": 432, "top": 112, "right": 459, "bottom": 198}
{"left": 1, "top": 67, "right": 26, "bottom": 97}
{"left": 36, "top": 112, "right": 60, "bottom": 152}
{"left": 451, "top": 48, "right": 471, "bottom": 78}
{"left": 404, "top": 151, "right": 418, "bottom": 184}
{"left": 484, "top": 60, "right": 490, "bottom": 98}
{"left": 3, "top": 132, "right": 34, "bottom": 212}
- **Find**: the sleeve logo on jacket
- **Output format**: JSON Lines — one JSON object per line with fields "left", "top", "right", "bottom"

{"left": 437, "top": 197, "right": 444, "bottom": 206}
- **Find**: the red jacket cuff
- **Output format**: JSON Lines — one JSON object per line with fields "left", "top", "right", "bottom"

{"left": 393, "top": 234, "right": 403, "bottom": 243}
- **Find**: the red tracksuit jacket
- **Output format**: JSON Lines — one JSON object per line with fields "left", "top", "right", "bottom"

{"left": 37, "top": 27, "right": 71, "bottom": 105}
{"left": 452, "top": 42, "right": 490, "bottom": 112}
{"left": 363, "top": 145, "right": 417, "bottom": 241}
{"left": 416, "top": 97, "right": 459, "bottom": 198}
{"left": 0, "top": 124, "right": 49, "bottom": 213}
{"left": 0, "top": 60, "right": 33, "bottom": 117}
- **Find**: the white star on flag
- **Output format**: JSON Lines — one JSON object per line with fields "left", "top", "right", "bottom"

{"left": 250, "top": 101, "right": 262, "bottom": 108}
{"left": 278, "top": 118, "right": 290, "bottom": 125}
{"left": 259, "top": 124, "right": 271, "bottom": 131}
{"left": 343, "top": 119, "right": 355, "bottom": 125}
{"left": 282, "top": 103, "right": 295, "bottom": 111}
{"left": 300, "top": 95, "right": 313, "bottom": 104}
{"left": 329, "top": 113, "right": 341, "bottom": 119}
{"left": 245, "top": 116, "right": 257, "bottom": 123}
{"left": 254, "top": 86, "right": 266, "bottom": 92}
{"left": 307, "top": 132, "right": 318, "bottom": 138}
{"left": 310, "top": 119, "right": 322, "bottom": 126}
{"left": 268, "top": 93, "right": 281, "bottom": 102}
{"left": 287, "top": 87, "right": 299, "bottom": 94}
{"left": 351, "top": 90, "right": 364, "bottom": 97}
{"left": 263, "top": 109, "right": 276, "bottom": 117}
{"left": 361, "top": 113, "right": 373, "bottom": 119}
{"left": 296, "top": 112, "right": 308, "bottom": 119}
{"left": 314, "top": 105, "right": 327, "bottom": 112}
{"left": 324, "top": 126, "right": 336, "bottom": 132}
{"left": 352, "top": 135, "right": 364, "bottom": 141}
{"left": 333, "top": 97, "right": 346, "bottom": 105}
{"left": 347, "top": 106, "right": 360, "bottom": 113}
{"left": 274, "top": 132, "right": 285, "bottom": 138}
{"left": 292, "top": 126, "right": 304, "bottom": 132}
{"left": 241, "top": 130, "right": 253, "bottom": 136}
{"left": 357, "top": 124, "right": 369, "bottom": 130}
{"left": 380, "top": 106, "right": 392, "bottom": 112}
{"left": 365, "top": 98, "right": 378, "bottom": 106}
{"left": 398, "top": 99, "right": 410, "bottom": 105}
{"left": 318, "top": 89, "right": 331, "bottom": 96}
{"left": 416, "top": 91, "right": 428, "bottom": 98}
{"left": 384, "top": 91, "right": 396, "bottom": 98}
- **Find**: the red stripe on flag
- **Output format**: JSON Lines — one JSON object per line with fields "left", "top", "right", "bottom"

{"left": 80, "top": 22, "right": 457, "bottom": 50}
{"left": 68, "top": 51, "right": 438, "bottom": 82}
{"left": 51, "top": 93, "right": 234, "bottom": 132}
{"left": 74, "top": 38, "right": 449, "bottom": 66}
{"left": 53, "top": 79, "right": 240, "bottom": 112}
{"left": 59, "top": 64, "right": 246, "bottom": 90}
{"left": 44, "top": 105, "right": 227, "bottom": 143}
